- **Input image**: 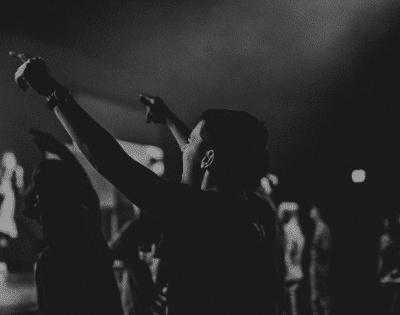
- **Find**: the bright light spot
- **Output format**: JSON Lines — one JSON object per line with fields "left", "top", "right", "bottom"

{"left": 0, "top": 263, "right": 7, "bottom": 281}
{"left": 151, "top": 162, "right": 165, "bottom": 176}
{"left": 45, "top": 152, "right": 61, "bottom": 160}
{"left": 2, "top": 152, "right": 16, "bottom": 170}
{"left": 278, "top": 202, "right": 299, "bottom": 221}
{"left": 279, "top": 202, "right": 299, "bottom": 212}
{"left": 352, "top": 169, "right": 366, "bottom": 183}
{"left": 15, "top": 166, "right": 24, "bottom": 188}
{"left": 146, "top": 146, "right": 163, "bottom": 159}
{"left": 0, "top": 262, "right": 7, "bottom": 273}
{"left": 261, "top": 177, "right": 272, "bottom": 195}
{"left": 0, "top": 238, "right": 8, "bottom": 248}
{"left": 267, "top": 174, "right": 279, "bottom": 186}
{"left": 102, "top": 198, "right": 115, "bottom": 208}
{"left": 113, "top": 260, "right": 124, "bottom": 269}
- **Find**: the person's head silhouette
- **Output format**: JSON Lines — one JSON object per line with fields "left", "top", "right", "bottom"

{"left": 181, "top": 109, "right": 270, "bottom": 194}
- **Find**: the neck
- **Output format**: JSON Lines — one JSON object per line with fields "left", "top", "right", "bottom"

{"left": 201, "top": 172, "right": 247, "bottom": 199}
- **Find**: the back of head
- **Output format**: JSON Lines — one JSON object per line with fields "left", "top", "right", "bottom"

{"left": 199, "top": 109, "right": 270, "bottom": 191}
{"left": 24, "top": 159, "right": 100, "bottom": 229}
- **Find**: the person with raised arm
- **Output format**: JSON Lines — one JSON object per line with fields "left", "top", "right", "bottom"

{"left": 139, "top": 94, "right": 191, "bottom": 153}
{"left": 12, "top": 52, "right": 278, "bottom": 315}
{"left": 139, "top": 94, "right": 284, "bottom": 314}
{"left": 24, "top": 129, "right": 124, "bottom": 315}
{"left": 0, "top": 152, "right": 19, "bottom": 239}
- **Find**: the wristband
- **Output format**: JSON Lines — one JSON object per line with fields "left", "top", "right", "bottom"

{"left": 47, "top": 87, "right": 71, "bottom": 111}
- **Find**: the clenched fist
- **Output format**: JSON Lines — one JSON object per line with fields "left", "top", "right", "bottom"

{"left": 11, "top": 52, "right": 61, "bottom": 97}
{"left": 139, "top": 94, "right": 172, "bottom": 124}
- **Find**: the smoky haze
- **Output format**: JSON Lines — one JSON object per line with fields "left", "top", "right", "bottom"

{"left": 1, "top": 0, "right": 399, "bottom": 202}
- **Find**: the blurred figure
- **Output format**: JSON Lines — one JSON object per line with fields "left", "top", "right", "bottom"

{"left": 258, "top": 174, "right": 285, "bottom": 315}
{"left": 379, "top": 215, "right": 400, "bottom": 278}
{"left": 0, "top": 152, "right": 19, "bottom": 239}
{"left": 379, "top": 214, "right": 400, "bottom": 315}
{"left": 309, "top": 206, "right": 332, "bottom": 315}
{"left": 13, "top": 54, "right": 278, "bottom": 315}
{"left": 24, "top": 130, "right": 123, "bottom": 315}
{"left": 279, "top": 202, "right": 305, "bottom": 315}
{"left": 109, "top": 210, "right": 166, "bottom": 315}
{"left": 1, "top": 151, "right": 43, "bottom": 274}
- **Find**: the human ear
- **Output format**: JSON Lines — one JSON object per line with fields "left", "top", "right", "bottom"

{"left": 201, "top": 150, "right": 214, "bottom": 169}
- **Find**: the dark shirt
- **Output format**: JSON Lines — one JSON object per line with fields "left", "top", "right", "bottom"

{"left": 110, "top": 217, "right": 164, "bottom": 315}
{"left": 46, "top": 96, "right": 278, "bottom": 314}
{"left": 35, "top": 232, "right": 123, "bottom": 315}
{"left": 155, "top": 184, "right": 277, "bottom": 315}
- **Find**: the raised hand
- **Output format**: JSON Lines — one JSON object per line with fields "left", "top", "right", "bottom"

{"left": 10, "top": 51, "right": 61, "bottom": 97}
{"left": 139, "top": 94, "right": 172, "bottom": 124}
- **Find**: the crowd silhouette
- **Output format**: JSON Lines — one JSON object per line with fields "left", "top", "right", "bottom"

{"left": 0, "top": 51, "right": 398, "bottom": 315}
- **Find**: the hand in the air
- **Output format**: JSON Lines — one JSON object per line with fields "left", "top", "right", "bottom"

{"left": 10, "top": 52, "right": 61, "bottom": 97}
{"left": 139, "top": 94, "right": 172, "bottom": 124}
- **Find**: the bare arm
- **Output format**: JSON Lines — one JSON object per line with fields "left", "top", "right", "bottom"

{"left": 165, "top": 112, "right": 191, "bottom": 152}
{"left": 140, "top": 94, "right": 190, "bottom": 152}
{"left": 12, "top": 54, "right": 181, "bottom": 222}
{"left": 53, "top": 97, "right": 178, "bottom": 219}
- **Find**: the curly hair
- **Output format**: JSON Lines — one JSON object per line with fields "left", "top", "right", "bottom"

{"left": 199, "top": 109, "right": 270, "bottom": 191}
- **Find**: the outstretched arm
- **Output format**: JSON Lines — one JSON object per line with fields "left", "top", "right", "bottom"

{"left": 12, "top": 53, "right": 182, "bottom": 222}
{"left": 140, "top": 94, "right": 191, "bottom": 152}
{"left": 30, "top": 129, "right": 90, "bottom": 183}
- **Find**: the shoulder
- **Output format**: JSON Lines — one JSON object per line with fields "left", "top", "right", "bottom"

{"left": 152, "top": 180, "right": 207, "bottom": 214}
{"left": 241, "top": 192, "right": 277, "bottom": 242}
{"left": 162, "top": 183, "right": 221, "bottom": 222}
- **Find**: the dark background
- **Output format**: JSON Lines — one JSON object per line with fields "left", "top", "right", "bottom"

{"left": 1, "top": 1, "right": 400, "bottom": 314}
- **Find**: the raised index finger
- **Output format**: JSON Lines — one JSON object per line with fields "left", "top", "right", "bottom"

{"left": 139, "top": 93, "right": 155, "bottom": 105}
{"left": 9, "top": 51, "right": 32, "bottom": 63}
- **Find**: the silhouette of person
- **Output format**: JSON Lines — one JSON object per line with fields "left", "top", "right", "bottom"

{"left": 109, "top": 212, "right": 165, "bottom": 315}
{"left": 309, "top": 206, "right": 332, "bottom": 315}
{"left": 13, "top": 53, "right": 278, "bottom": 315}
{"left": 140, "top": 94, "right": 284, "bottom": 314}
{"left": 0, "top": 152, "right": 19, "bottom": 239}
{"left": 279, "top": 202, "right": 305, "bottom": 315}
{"left": 24, "top": 129, "right": 124, "bottom": 315}
{"left": 379, "top": 214, "right": 400, "bottom": 315}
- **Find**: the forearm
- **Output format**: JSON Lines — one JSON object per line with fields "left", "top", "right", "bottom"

{"left": 14, "top": 55, "right": 174, "bottom": 217}
{"left": 50, "top": 94, "right": 174, "bottom": 220}
{"left": 51, "top": 95, "right": 159, "bottom": 197}
{"left": 53, "top": 97, "right": 125, "bottom": 173}
{"left": 165, "top": 112, "right": 191, "bottom": 152}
